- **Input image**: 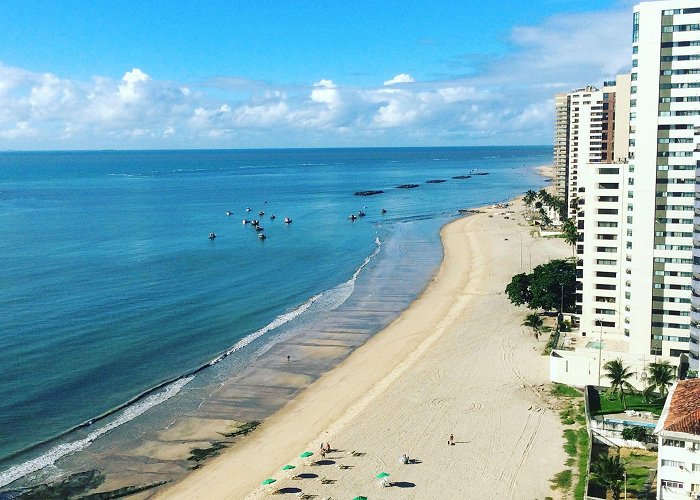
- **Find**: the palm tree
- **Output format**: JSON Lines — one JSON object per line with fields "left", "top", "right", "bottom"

{"left": 562, "top": 219, "right": 578, "bottom": 257}
{"left": 523, "top": 313, "right": 543, "bottom": 340}
{"left": 604, "top": 358, "right": 636, "bottom": 410}
{"left": 590, "top": 453, "right": 625, "bottom": 500}
{"left": 644, "top": 360, "right": 675, "bottom": 401}
{"left": 523, "top": 190, "right": 537, "bottom": 215}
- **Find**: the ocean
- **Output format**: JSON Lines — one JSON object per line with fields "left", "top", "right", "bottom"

{"left": 0, "top": 147, "right": 549, "bottom": 490}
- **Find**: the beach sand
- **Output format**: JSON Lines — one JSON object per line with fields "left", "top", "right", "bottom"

{"left": 160, "top": 194, "right": 569, "bottom": 499}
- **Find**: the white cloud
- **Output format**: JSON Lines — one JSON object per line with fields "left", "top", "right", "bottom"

{"left": 0, "top": 6, "right": 631, "bottom": 148}
{"left": 383, "top": 73, "right": 415, "bottom": 86}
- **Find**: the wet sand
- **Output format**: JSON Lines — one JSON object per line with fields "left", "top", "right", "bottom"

{"left": 160, "top": 191, "right": 570, "bottom": 499}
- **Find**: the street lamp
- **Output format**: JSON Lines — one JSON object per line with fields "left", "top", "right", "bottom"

{"left": 623, "top": 472, "right": 627, "bottom": 499}
{"left": 596, "top": 318, "right": 604, "bottom": 387}
{"left": 559, "top": 283, "right": 565, "bottom": 327}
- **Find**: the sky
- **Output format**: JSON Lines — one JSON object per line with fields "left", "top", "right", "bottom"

{"left": 0, "top": 0, "right": 637, "bottom": 150}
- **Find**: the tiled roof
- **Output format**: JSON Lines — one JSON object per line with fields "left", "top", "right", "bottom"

{"left": 664, "top": 379, "right": 700, "bottom": 435}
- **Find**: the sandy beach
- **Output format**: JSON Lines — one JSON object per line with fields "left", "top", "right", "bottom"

{"left": 160, "top": 191, "right": 569, "bottom": 499}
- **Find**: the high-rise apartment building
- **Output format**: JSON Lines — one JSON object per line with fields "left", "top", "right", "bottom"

{"left": 550, "top": 0, "right": 700, "bottom": 387}
{"left": 554, "top": 93, "right": 570, "bottom": 205}
{"left": 621, "top": 1, "right": 700, "bottom": 364}
{"left": 561, "top": 86, "right": 613, "bottom": 220}
{"left": 576, "top": 78, "right": 630, "bottom": 339}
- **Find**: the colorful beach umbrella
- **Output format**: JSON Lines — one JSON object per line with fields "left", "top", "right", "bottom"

{"left": 300, "top": 451, "right": 314, "bottom": 458}
{"left": 375, "top": 472, "right": 391, "bottom": 479}
{"left": 282, "top": 465, "right": 296, "bottom": 470}
{"left": 261, "top": 478, "right": 276, "bottom": 485}
{"left": 353, "top": 497, "right": 368, "bottom": 500}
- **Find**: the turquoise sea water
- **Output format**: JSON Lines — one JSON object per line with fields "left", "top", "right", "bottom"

{"left": 0, "top": 147, "right": 549, "bottom": 487}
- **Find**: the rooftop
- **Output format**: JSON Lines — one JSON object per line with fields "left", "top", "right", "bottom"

{"left": 662, "top": 379, "right": 700, "bottom": 435}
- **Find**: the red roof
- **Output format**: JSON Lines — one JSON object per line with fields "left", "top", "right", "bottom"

{"left": 664, "top": 379, "right": 700, "bottom": 435}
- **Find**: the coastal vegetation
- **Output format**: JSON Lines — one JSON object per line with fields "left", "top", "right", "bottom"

{"left": 549, "top": 383, "right": 589, "bottom": 499}
{"left": 643, "top": 360, "right": 675, "bottom": 401}
{"left": 562, "top": 219, "right": 578, "bottom": 256}
{"left": 589, "top": 454, "right": 626, "bottom": 500}
{"left": 603, "top": 359, "right": 636, "bottom": 411}
{"left": 505, "top": 259, "right": 576, "bottom": 312}
{"left": 522, "top": 312, "right": 544, "bottom": 340}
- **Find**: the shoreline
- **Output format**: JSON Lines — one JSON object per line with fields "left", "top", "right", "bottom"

{"left": 161, "top": 183, "right": 569, "bottom": 499}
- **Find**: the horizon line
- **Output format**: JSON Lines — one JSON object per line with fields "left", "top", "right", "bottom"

{"left": 0, "top": 144, "right": 553, "bottom": 153}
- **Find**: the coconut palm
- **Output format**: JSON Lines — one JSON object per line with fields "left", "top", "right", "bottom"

{"left": 644, "top": 360, "right": 675, "bottom": 401}
{"left": 523, "top": 313, "right": 543, "bottom": 340}
{"left": 604, "top": 358, "right": 636, "bottom": 410}
{"left": 590, "top": 453, "right": 626, "bottom": 500}
{"left": 523, "top": 190, "right": 537, "bottom": 214}
{"left": 562, "top": 219, "right": 578, "bottom": 257}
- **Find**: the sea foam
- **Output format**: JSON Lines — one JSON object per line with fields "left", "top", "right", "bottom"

{"left": 0, "top": 376, "right": 192, "bottom": 488}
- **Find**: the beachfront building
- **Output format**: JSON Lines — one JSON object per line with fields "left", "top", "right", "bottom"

{"left": 554, "top": 92, "right": 570, "bottom": 205}
{"left": 694, "top": 172, "right": 700, "bottom": 372}
{"left": 574, "top": 78, "right": 630, "bottom": 341}
{"left": 621, "top": 1, "right": 700, "bottom": 364}
{"left": 562, "top": 86, "right": 611, "bottom": 221}
{"left": 551, "top": 0, "right": 700, "bottom": 387}
{"left": 654, "top": 378, "right": 700, "bottom": 499}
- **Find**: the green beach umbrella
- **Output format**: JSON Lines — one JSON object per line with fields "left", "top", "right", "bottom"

{"left": 353, "top": 497, "right": 368, "bottom": 500}
{"left": 282, "top": 465, "right": 296, "bottom": 470}
{"left": 261, "top": 478, "right": 276, "bottom": 485}
{"left": 300, "top": 451, "right": 314, "bottom": 458}
{"left": 375, "top": 472, "right": 391, "bottom": 479}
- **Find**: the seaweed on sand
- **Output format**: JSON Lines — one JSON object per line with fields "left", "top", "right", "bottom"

{"left": 219, "top": 421, "right": 260, "bottom": 438}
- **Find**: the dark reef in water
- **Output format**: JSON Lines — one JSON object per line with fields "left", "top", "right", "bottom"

{"left": 396, "top": 184, "right": 420, "bottom": 189}
{"left": 354, "top": 190, "right": 384, "bottom": 196}
{"left": 473, "top": 172, "right": 490, "bottom": 176}
{"left": 6, "top": 470, "right": 166, "bottom": 500}
{"left": 425, "top": 179, "right": 446, "bottom": 184}
{"left": 452, "top": 175, "right": 471, "bottom": 179}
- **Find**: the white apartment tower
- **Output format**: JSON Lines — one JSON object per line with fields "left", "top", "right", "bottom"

{"left": 623, "top": 1, "right": 700, "bottom": 364}
{"left": 563, "top": 87, "right": 615, "bottom": 220}
{"left": 554, "top": 93, "right": 570, "bottom": 204}
{"left": 576, "top": 78, "right": 630, "bottom": 338}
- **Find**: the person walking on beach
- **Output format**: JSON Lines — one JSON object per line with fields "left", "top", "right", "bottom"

{"left": 448, "top": 434, "right": 454, "bottom": 446}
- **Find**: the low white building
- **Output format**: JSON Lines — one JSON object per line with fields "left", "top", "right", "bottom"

{"left": 654, "top": 378, "right": 700, "bottom": 499}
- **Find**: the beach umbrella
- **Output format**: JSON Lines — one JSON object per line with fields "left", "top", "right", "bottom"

{"left": 300, "top": 451, "right": 314, "bottom": 458}
{"left": 375, "top": 472, "right": 391, "bottom": 479}
{"left": 261, "top": 478, "right": 276, "bottom": 485}
{"left": 352, "top": 497, "right": 368, "bottom": 500}
{"left": 282, "top": 465, "right": 296, "bottom": 470}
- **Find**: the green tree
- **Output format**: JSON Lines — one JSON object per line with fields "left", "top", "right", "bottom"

{"left": 590, "top": 454, "right": 626, "bottom": 500}
{"left": 523, "top": 313, "right": 544, "bottom": 340}
{"left": 644, "top": 360, "right": 675, "bottom": 401}
{"left": 505, "top": 273, "right": 532, "bottom": 307}
{"left": 528, "top": 259, "right": 576, "bottom": 312}
{"left": 562, "top": 219, "right": 578, "bottom": 257}
{"left": 523, "top": 190, "right": 537, "bottom": 213}
{"left": 505, "top": 259, "right": 576, "bottom": 312}
{"left": 604, "top": 358, "right": 636, "bottom": 410}
{"left": 621, "top": 426, "right": 649, "bottom": 442}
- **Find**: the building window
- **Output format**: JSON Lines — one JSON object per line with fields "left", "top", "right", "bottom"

{"left": 662, "top": 459, "right": 684, "bottom": 467}
{"left": 661, "top": 480, "right": 684, "bottom": 489}
{"left": 632, "top": 12, "right": 639, "bottom": 43}
{"left": 663, "top": 439, "right": 685, "bottom": 447}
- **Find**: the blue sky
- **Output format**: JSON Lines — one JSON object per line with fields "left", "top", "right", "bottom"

{"left": 0, "top": 0, "right": 635, "bottom": 149}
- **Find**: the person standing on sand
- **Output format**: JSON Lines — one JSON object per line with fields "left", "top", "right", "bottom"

{"left": 448, "top": 434, "right": 454, "bottom": 445}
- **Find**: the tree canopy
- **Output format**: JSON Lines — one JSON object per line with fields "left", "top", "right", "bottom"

{"left": 604, "top": 358, "right": 636, "bottom": 410}
{"left": 644, "top": 361, "right": 675, "bottom": 401}
{"left": 505, "top": 259, "right": 576, "bottom": 312}
{"left": 590, "top": 454, "right": 626, "bottom": 500}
